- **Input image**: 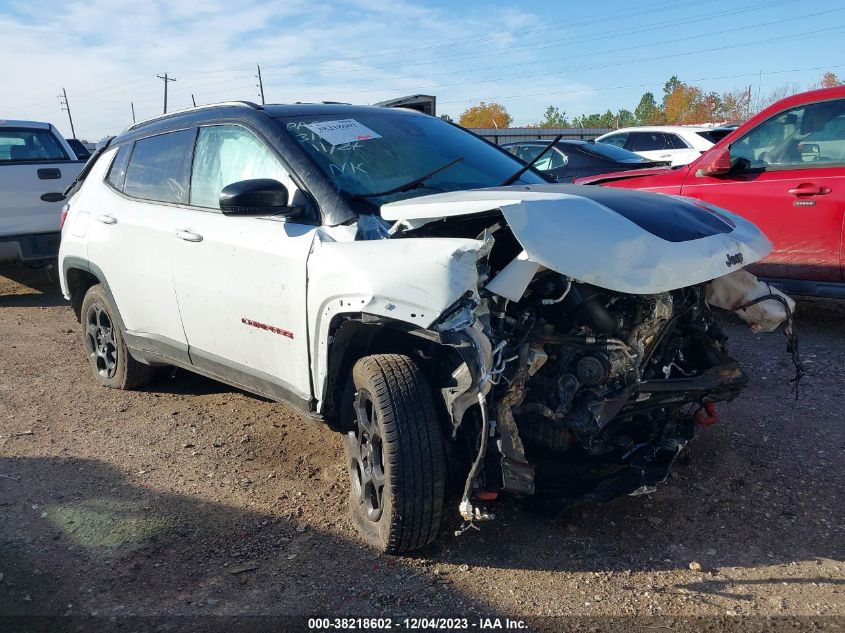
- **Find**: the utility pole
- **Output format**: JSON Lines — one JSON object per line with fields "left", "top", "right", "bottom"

{"left": 131, "top": 102, "right": 136, "bottom": 123}
{"left": 58, "top": 87, "right": 76, "bottom": 139}
{"left": 192, "top": 94, "right": 197, "bottom": 107}
{"left": 156, "top": 72, "right": 177, "bottom": 114}
{"left": 256, "top": 64, "right": 265, "bottom": 105}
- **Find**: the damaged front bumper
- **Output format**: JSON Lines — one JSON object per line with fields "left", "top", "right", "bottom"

{"left": 534, "top": 426, "right": 694, "bottom": 512}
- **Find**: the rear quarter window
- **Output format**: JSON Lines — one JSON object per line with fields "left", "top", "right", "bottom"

{"left": 105, "top": 144, "right": 132, "bottom": 191}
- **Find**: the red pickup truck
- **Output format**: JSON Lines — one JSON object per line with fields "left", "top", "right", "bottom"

{"left": 575, "top": 87, "right": 845, "bottom": 298}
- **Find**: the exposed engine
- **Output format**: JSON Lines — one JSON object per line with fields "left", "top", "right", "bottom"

{"left": 460, "top": 268, "right": 751, "bottom": 514}
{"left": 496, "top": 274, "right": 744, "bottom": 456}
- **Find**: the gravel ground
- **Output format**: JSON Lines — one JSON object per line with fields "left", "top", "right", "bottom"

{"left": 0, "top": 262, "right": 842, "bottom": 629}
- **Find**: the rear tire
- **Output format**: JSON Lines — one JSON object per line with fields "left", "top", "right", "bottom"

{"left": 80, "top": 284, "right": 156, "bottom": 390}
{"left": 344, "top": 354, "right": 446, "bottom": 553}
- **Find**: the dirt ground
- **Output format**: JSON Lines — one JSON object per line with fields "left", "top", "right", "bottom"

{"left": 0, "top": 262, "right": 842, "bottom": 629}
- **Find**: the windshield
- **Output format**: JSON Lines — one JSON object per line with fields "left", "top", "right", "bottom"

{"left": 279, "top": 112, "right": 548, "bottom": 207}
{"left": 579, "top": 142, "right": 648, "bottom": 163}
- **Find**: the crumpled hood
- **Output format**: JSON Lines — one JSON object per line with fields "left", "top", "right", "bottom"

{"left": 382, "top": 184, "right": 772, "bottom": 295}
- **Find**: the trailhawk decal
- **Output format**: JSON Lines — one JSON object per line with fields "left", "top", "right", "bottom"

{"left": 241, "top": 318, "right": 294, "bottom": 339}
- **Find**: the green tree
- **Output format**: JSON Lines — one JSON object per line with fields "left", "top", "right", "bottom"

{"left": 539, "top": 105, "right": 569, "bottom": 128}
{"left": 571, "top": 110, "right": 615, "bottom": 128}
{"left": 634, "top": 92, "right": 658, "bottom": 124}
{"left": 616, "top": 108, "right": 636, "bottom": 128}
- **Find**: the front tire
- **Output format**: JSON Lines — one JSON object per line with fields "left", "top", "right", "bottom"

{"left": 344, "top": 354, "right": 446, "bottom": 554}
{"left": 80, "top": 284, "right": 156, "bottom": 390}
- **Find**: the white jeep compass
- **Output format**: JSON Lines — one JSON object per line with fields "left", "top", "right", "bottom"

{"left": 59, "top": 101, "right": 790, "bottom": 553}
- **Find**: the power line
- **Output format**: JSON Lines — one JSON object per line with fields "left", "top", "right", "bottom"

{"left": 258, "top": 10, "right": 844, "bottom": 90}
{"left": 255, "top": 23, "right": 845, "bottom": 99}
{"left": 261, "top": 0, "right": 800, "bottom": 82}
{"left": 265, "top": 0, "right": 702, "bottom": 72}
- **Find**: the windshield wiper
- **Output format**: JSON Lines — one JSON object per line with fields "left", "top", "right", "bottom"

{"left": 499, "top": 134, "right": 563, "bottom": 186}
{"left": 351, "top": 156, "right": 464, "bottom": 200}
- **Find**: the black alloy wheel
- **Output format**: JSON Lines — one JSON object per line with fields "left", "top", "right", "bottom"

{"left": 85, "top": 302, "right": 118, "bottom": 379}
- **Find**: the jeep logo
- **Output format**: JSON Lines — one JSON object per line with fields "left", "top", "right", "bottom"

{"left": 725, "top": 252, "right": 744, "bottom": 267}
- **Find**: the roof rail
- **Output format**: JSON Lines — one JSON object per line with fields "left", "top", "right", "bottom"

{"left": 125, "top": 101, "right": 262, "bottom": 132}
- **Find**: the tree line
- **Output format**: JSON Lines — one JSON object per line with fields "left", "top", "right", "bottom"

{"left": 456, "top": 72, "right": 843, "bottom": 129}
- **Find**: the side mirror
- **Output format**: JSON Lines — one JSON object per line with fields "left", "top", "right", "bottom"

{"left": 798, "top": 142, "right": 820, "bottom": 162}
{"left": 219, "top": 178, "right": 296, "bottom": 216}
{"left": 697, "top": 147, "right": 732, "bottom": 177}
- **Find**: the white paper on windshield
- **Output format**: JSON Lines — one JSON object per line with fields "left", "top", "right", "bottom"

{"left": 304, "top": 119, "right": 382, "bottom": 145}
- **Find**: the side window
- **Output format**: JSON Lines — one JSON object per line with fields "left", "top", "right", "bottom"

{"left": 551, "top": 149, "right": 568, "bottom": 169}
{"left": 0, "top": 128, "right": 69, "bottom": 162}
{"left": 665, "top": 133, "right": 689, "bottom": 149}
{"left": 627, "top": 132, "right": 668, "bottom": 152}
{"left": 504, "top": 145, "right": 520, "bottom": 156}
{"left": 514, "top": 145, "right": 566, "bottom": 171}
{"left": 599, "top": 133, "right": 628, "bottom": 148}
{"left": 538, "top": 149, "right": 567, "bottom": 170}
{"left": 517, "top": 145, "right": 543, "bottom": 163}
{"left": 731, "top": 99, "right": 845, "bottom": 169}
{"left": 123, "top": 129, "right": 195, "bottom": 204}
{"left": 105, "top": 144, "right": 132, "bottom": 191}
{"left": 190, "top": 125, "right": 291, "bottom": 209}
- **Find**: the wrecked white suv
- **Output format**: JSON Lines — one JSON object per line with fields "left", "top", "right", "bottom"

{"left": 59, "top": 102, "right": 794, "bottom": 553}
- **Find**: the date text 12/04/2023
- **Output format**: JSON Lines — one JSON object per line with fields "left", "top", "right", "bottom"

{"left": 307, "top": 617, "right": 528, "bottom": 630}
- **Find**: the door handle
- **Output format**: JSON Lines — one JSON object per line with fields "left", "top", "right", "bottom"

{"left": 788, "top": 184, "right": 831, "bottom": 196}
{"left": 95, "top": 214, "right": 117, "bottom": 225}
{"left": 37, "top": 168, "right": 61, "bottom": 180}
{"left": 175, "top": 229, "right": 203, "bottom": 242}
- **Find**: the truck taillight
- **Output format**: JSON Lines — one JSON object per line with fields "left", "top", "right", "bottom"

{"left": 60, "top": 204, "right": 69, "bottom": 230}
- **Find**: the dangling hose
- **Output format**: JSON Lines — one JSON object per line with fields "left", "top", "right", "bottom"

{"left": 461, "top": 393, "right": 490, "bottom": 507}
{"left": 732, "top": 287, "right": 804, "bottom": 398}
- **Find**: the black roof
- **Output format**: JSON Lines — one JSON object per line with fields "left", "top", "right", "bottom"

{"left": 263, "top": 103, "right": 424, "bottom": 118}
{"left": 111, "top": 101, "right": 423, "bottom": 145}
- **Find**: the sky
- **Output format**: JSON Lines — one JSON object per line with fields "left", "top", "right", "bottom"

{"left": 1, "top": 0, "right": 843, "bottom": 141}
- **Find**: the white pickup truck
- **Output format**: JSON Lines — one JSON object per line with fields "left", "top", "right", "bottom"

{"left": 0, "top": 119, "right": 85, "bottom": 262}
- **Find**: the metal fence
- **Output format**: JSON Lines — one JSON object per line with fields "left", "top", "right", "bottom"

{"left": 468, "top": 127, "right": 614, "bottom": 145}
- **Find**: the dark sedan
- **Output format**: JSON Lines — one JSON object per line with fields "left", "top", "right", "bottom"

{"left": 502, "top": 139, "right": 668, "bottom": 182}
